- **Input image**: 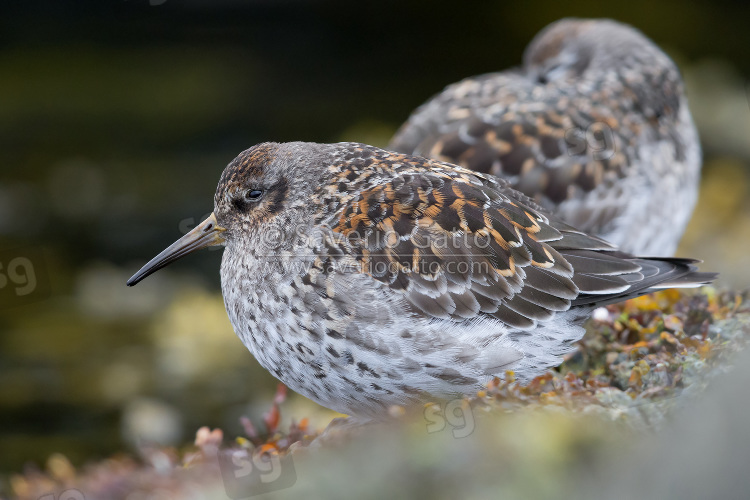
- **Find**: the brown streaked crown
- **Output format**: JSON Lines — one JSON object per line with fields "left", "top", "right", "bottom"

{"left": 215, "top": 143, "right": 279, "bottom": 201}
{"left": 213, "top": 142, "right": 291, "bottom": 233}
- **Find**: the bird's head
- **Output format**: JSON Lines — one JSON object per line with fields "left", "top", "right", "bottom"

{"left": 523, "top": 18, "right": 682, "bottom": 119}
{"left": 126, "top": 141, "right": 328, "bottom": 286}
{"left": 523, "top": 18, "right": 677, "bottom": 83}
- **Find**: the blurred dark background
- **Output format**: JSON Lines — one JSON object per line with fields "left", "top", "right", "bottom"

{"left": 1, "top": 0, "right": 749, "bottom": 474}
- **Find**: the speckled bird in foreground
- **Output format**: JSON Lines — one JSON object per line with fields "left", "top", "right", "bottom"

{"left": 127, "top": 142, "right": 714, "bottom": 417}
{"left": 390, "top": 18, "right": 701, "bottom": 256}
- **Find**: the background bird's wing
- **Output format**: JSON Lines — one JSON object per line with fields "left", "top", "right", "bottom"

{"left": 388, "top": 72, "right": 641, "bottom": 232}
{"left": 322, "top": 156, "right": 658, "bottom": 330}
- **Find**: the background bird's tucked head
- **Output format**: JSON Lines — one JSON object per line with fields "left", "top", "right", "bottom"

{"left": 213, "top": 142, "right": 328, "bottom": 250}
{"left": 523, "top": 18, "right": 683, "bottom": 120}
{"left": 523, "top": 18, "right": 594, "bottom": 83}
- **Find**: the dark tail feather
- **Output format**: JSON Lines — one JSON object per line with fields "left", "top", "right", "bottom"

{"left": 570, "top": 258, "right": 717, "bottom": 308}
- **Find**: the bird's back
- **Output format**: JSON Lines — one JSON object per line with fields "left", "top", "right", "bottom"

{"left": 389, "top": 18, "right": 701, "bottom": 256}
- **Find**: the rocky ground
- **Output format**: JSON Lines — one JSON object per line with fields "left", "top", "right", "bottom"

{"left": 4, "top": 287, "right": 749, "bottom": 500}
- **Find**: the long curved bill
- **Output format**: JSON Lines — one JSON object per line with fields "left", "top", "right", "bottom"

{"left": 127, "top": 212, "right": 226, "bottom": 286}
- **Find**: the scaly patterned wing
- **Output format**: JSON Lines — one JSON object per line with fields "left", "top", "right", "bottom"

{"left": 388, "top": 72, "right": 645, "bottom": 231}
{"left": 317, "top": 147, "right": 649, "bottom": 330}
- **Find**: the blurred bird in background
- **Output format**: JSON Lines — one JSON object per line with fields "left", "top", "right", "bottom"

{"left": 390, "top": 18, "right": 701, "bottom": 257}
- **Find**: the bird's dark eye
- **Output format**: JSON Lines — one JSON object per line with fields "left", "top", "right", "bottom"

{"left": 244, "top": 189, "right": 264, "bottom": 201}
